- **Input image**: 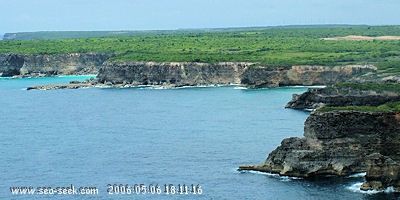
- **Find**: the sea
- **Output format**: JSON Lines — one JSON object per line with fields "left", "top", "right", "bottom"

{"left": 1, "top": 76, "right": 399, "bottom": 200}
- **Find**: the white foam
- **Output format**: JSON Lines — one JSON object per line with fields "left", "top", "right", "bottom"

{"left": 385, "top": 187, "right": 396, "bottom": 193}
{"left": 152, "top": 86, "right": 170, "bottom": 90}
{"left": 240, "top": 170, "right": 303, "bottom": 181}
{"left": 347, "top": 172, "right": 366, "bottom": 178}
{"left": 178, "top": 85, "right": 219, "bottom": 88}
{"left": 94, "top": 85, "right": 113, "bottom": 88}
{"left": 234, "top": 86, "right": 248, "bottom": 90}
{"left": 347, "top": 182, "right": 397, "bottom": 194}
{"left": 308, "top": 85, "right": 327, "bottom": 88}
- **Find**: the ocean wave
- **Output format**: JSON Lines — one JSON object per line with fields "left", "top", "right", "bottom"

{"left": 176, "top": 85, "right": 224, "bottom": 89}
{"left": 234, "top": 86, "right": 248, "bottom": 90}
{"left": 94, "top": 85, "right": 113, "bottom": 89}
{"left": 238, "top": 170, "right": 303, "bottom": 181}
{"left": 347, "top": 182, "right": 396, "bottom": 194}
{"left": 346, "top": 172, "right": 366, "bottom": 178}
{"left": 138, "top": 85, "right": 166, "bottom": 89}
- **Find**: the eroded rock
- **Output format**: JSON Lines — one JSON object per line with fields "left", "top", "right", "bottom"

{"left": 239, "top": 110, "right": 400, "bottom": 186}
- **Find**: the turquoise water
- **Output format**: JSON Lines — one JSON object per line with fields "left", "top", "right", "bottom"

{"left": 1, "top": 76, "right": 397, "bottom": 199}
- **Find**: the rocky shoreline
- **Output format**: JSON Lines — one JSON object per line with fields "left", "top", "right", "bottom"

{"left": 25, "top": 78, "right": 221, "bottom": 90}
{"left": 5, "top": 52, "right": 400, "bottom": 191}
{"left": 239, "top": 108, "right": 400, "bottom": 190}
{"left": 240, "top": 83, "right": 400, "bottom": 191}
{"left": 3, "top": 52, "right": 375, "bottom": 90}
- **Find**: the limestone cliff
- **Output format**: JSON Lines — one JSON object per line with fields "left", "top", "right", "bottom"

{"left": 97, "top": 61, "right": 249, "bottom": 87}
{"left": 361, "top": 153, "right": 400, "bottom": 190}
{"left": 1, "top": 51, "right": 376, "bottom": 88}
{"left": 1, "top": 51, "right": 376, "bottom": 89}
{"left": 241, "top": 65, "right": 375, "bottom": 88}
{"left": 97, "top": 62, "right": 375, "bottom": 88}
{"left": 0, "top": 54, "right": 24, "bottom": 77}
{"left": 239, "top": 109, "right": 400, "bottom": 190}
{"left": 0, "top": 53, "right": 112, "bottom": 77}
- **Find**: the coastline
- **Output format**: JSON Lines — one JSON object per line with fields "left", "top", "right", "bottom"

{"left": 22, "top": 61, "right": 375, "bottom": 90}
{"left": 240, "top": 89, "right": 400, "bottom": 191}
{"left": 5, "top": 25, "right": 400, "bottom": 199}
{"left": 9, "top": 64, "right": 400, "bottom": 192}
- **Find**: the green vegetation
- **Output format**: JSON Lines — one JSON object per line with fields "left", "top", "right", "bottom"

{"left": 3, "top": 31, "right": 143, "bottom": 40}
{"left": 1, "top": 25, "right": 369, "bottom": 40}
{"left": 319, "top": 101, "right": 400, "bottom": 112}
{"left": 3, "top": 29, "right": 214, "bottom": 40}
{"left": 318, "top": 83, "right": 400, "bottom": 112}
{"left": 2, "top": 25, "right": 400, "bottom": 72}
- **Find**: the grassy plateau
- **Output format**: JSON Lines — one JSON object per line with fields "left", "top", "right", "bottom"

{"left": 2, "top": 25, "right": 400, "bottom": 74}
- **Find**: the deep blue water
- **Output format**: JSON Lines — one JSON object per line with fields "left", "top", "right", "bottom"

{"left": 1, "top": 76, "right": 398, "bottom": 199}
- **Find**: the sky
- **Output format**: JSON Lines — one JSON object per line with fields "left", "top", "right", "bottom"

{"left": 1, "top": 0, "right": 400, "bottom": 35}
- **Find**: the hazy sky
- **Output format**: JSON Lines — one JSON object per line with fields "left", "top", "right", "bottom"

{"left": 1, "top": 0, "right": 400, "bottom": 34}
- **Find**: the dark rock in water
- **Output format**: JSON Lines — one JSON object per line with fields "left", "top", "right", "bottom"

{"left": 69, "top": 80, "right": 82, "bottom": 84}
{"left": 27, "top": 83, "right": 92, "bottom": 90}
{"left": 239, "top": 109, "right": 400, "bottom": 189}
{"left": 27, "top": 77, "right": 100, "bottom": 90}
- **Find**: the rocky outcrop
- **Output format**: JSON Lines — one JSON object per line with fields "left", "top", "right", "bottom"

{"left": 26, "top": 78, "right": 98, "bottom": 90}
{"left": 285, "top": 84, "right": 400, "bottom": 110}
{"left": 241, "top": 65, "right": 375, "bottom": 88}
{"left": 27, "top": 83, "right": 93, "bottom": 90}
{"left": 0, "top": 53, "right": 113, "bottom": 77}
{"left": 239, "top": 110, "right": 400, "bottom": 175}
{"left": 239, "top": 109, "right": 400, "bottom": 190}
{"left": 98, "top": 62, "right": 375, "bottom": 88}
{"left": 361, "top": 153, "right": 400, "bottom": 191}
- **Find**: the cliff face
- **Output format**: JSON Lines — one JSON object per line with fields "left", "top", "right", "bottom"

{"left": 241, "top": 65, "right": 375, "bottom": 88}
{"left": 0, "top": 53, "right": 112, "bottom": 77}
{"left": 240, "top": 110, "right": 400, "bottom": 178}
{"left": 97, "top": 61, "right": 249, "bottom": 86}
{"left": 239, "top": 109, "right": 400, "bottom": 190}
{"left": 286, "top": 86, "right": 400, "bottom": 110}
{"left": 98, "top": 62, "right": 375, "bottom": 88}
{"left": 0, "top": 54, "right": 25, "bottom": 76}
{"left": 1, "top": 51, "right": 376, "bottom": 88}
